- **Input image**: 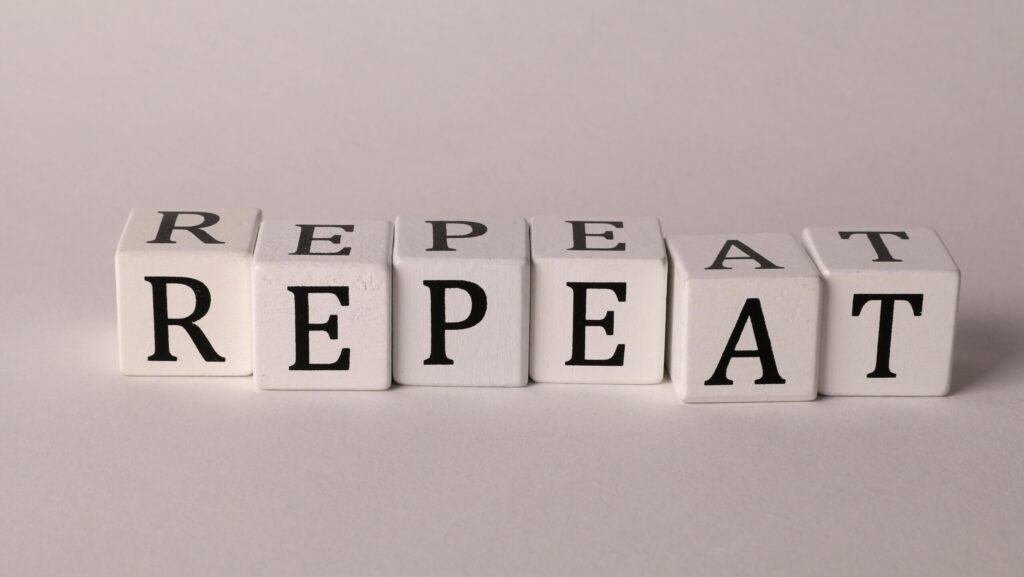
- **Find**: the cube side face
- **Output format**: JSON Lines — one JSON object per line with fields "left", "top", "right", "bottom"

{"left": 665, "top": 246, "right": 679, "bottom": 382}
{"left": 676, "top": 277, "right": 821, "bottom": 403}
{"left": 117, "top": 251, "right": 253, "bottom": 376}
{"left": 393, "top": 259, "right": 529, "bottom": 386}
{"left": 252, "top": 261, "right": 392, "bottom": 390}
{"left": 530, "top": 256, "right": 667, "bottom": 384}
{"left": 818, "top": 269, "right": 959, "bottom": 396}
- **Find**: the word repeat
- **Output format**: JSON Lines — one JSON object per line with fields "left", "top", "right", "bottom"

{"left": 115, "top": 210, "right": 960, "bottom": 403}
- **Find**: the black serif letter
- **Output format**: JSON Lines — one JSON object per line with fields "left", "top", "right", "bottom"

{"left": 426, "top": 221, "right": 488, "bottom": 252}
{"left": 288, "top": 286, "right": 351, "bottom": 371}
{"left": 705, "top": 298, "right": 786, "bottom": 385}
{"left": 566, "top": 282, "right": 627, "bottom": 366}
{"left": 145, "top": 276, "right": 225, "bottom": 362}
{"left": 148, "top": 211, "right": 225, "bottom": 245}
{"left": 566, "top": 221, "right": 625, "bottom": 251}
{"left": 290, "top": 225, "right": 354, "bottom": 256}
{"left": 852, "top": 293, "right": 924, "bottom": 378}
{"left": 423, "top": 280, "right": 488, "bottom": 365}
{"left": 838, "top": 231, "right": 909, "bottom": 262}
{"left": 706, "top": 240, "right": 783, "bottom": 270}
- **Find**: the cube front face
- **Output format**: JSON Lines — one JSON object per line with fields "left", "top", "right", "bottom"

{"left": 116, "top": 209, "right": 262, "bottom": 376}
{"left": 803, "top": 227, "right": 960, "bottom": 396}
{"left": 252, "top": 220, "right": 393, "bottom": 390}
{"left": 530, "top": 217, "right": 667, "bottom": 384}
{"left": 667, "top": 234, "right": 822, "bottom": 403}
{"left": 392, "top": 217, "right": 530, "bottom": 386}
{"left": 677, "top": 278, "right": 821, "bottom": 402}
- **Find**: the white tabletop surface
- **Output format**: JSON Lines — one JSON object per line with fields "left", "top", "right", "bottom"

{"left": 2, "top": 2, "right": 1022, "bottom": 575}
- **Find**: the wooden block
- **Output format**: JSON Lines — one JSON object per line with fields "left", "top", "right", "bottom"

{"left": 392, "top": 217, "right": 530, "bottom": 386}
{"left": 666, "top": 234, "right": 822, "bottom": 403}
{"left": 252, "top": 220, "right": 393, "bottom": 390}
{"left": 116, "top": 208, "right": 261, "bottom": 375}
{"left": 530, "top": 217, "right": 667, "bottom": 384}
{"left": 802, "top": 227, "right": 960, "bottom": 396}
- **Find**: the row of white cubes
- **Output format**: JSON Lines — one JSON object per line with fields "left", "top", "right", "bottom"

{"left": 116, "top": 209, "right": 960, "bottom": 402}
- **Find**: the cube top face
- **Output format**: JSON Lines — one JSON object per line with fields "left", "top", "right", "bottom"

{"left": 802, "top": 227, "right": 958, "bottom": 275}
{"left": 394, "top": 216, "right": 529, "bottom": 263}
{"left": 666, "top": 233, "right": 820, "bottom": 281}
{"left": 254, "top": 220, "right": 393, "bottom": 266}
{"left": 530, "top": 217, "right": 666, "bottom": 262}
{"left": 117, "top": 209, "right": 262, "bottom": 257}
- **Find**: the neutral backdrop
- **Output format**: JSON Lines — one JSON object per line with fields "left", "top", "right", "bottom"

{"left": 2, "top": 2, "right": 1022, "bottom": 576}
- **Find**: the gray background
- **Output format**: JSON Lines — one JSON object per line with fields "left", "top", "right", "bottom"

{"left": 2, "top": 1, "right": 1022, "bottom": 576}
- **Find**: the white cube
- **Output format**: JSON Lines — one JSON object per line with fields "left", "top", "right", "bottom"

{"left": 802, "top": 227, "right": 960, "bottom": 396}
{"left": 252, "top": 220, "right": 393, "bottom": 390}
{"left": 666, "top": 234, "right": 822, "bottom": 403}
{"left": 530, "top": 217, "right": 667, "bottom": 384}
{"left": 116, "top": 208, "right": 261, "bottom": 376}
{"left": 392, "top": 216, "right": 530, "bottom": 386}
